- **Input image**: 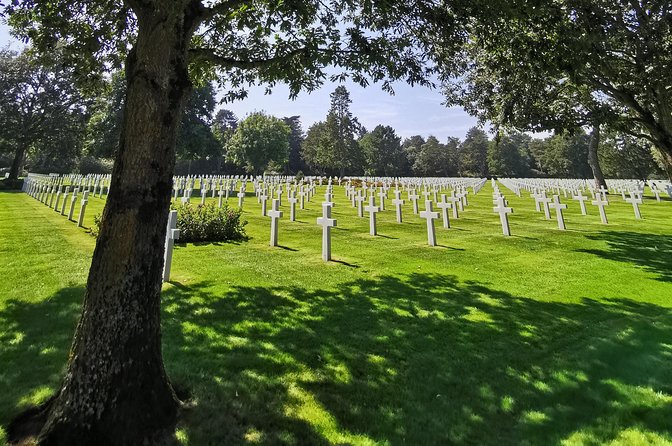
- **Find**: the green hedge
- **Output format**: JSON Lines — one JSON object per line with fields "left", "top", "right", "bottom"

{"left": 173, "top": 202, "right": 247, "bottom": 243}
{"left": 91, "top": 203, "right": 246, "bottom": 243}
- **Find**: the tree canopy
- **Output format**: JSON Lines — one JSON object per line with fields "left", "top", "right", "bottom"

{"left": 440, "top": 0, "right": 672, "bottom": 179}
{"left": 226, "top": 111, "right": 290, "bottom": 174}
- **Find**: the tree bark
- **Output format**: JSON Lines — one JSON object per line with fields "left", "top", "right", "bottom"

{"left": 656, "top": 147, "right": 672, "bottom": 181}
{"left": 9, "top": 143, "right": 27, "bottom": 180}
{"left": 587, "top": 124, "right": 607, "bottom": 190}
{"left": 37, "top": 4, "right": 198, "bottom": 444}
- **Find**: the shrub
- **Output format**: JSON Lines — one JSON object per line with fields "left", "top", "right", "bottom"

{"left": 79, "top": 157, "right": 114, "bottom": 174}
{"left": 0, "top": 178, "right": 24, "bottom": 190}
{"left": 90, "top": 204, "right": 247, "bottom": 243}
{"left": 173, "top": 202, "right": 247, "bottom": 243}
{"left": 90, "top": 213, "right": 103, "bottom": 238}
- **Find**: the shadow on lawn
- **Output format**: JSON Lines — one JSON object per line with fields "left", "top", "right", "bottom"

{"left": 161, "top": 275, "right": 672, "bottom": 445}
{"left": 2, "top": 277, "right": 672, "bottom": 445}
{"left": 579, "top": 231, "right": 672, "bottom": 282}
{"left": 0, "top": 287, "right": 83, "bottom": 426}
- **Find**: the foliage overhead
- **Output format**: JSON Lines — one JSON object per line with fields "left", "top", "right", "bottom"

{"left": 440, "top": 0, "right": 672, "bottom": 171}
{"left": 4, "top": 0, "right": 466, "bottom": 98}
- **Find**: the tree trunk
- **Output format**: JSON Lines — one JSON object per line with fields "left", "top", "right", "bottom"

{"left": 587, "top": 124, "right": 607, "bottom": 190}
{"left": 9, "top": 143, "right": 28, "bottom": 180}
{"left": 657, "top": 147, "right": 672, "bottom": 181}
{"left": 37, "top": 5, "right": 196, "bottom": 444}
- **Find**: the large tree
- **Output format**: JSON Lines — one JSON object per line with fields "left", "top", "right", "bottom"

{"left": 441, "top": 0, "right": 672, "bottom": 181}
{"left": 84, "top": 74, "right": 221, "bottom": 162}
{"left": 0, "top": 48, "right": 88, "bottom": 180}
{"left": 487, "top": 133, "right": 532, "bottom": 178}
{"left": 283, "top": 115, "right": 307, "bottom": 175}
{"left": 226, "top": 112, "right": 290, "bottom": 174}
{"left": 413, "top": 136, "right": 460, "bottom": 177}
{"left": 599, "top": 132, "right": 662, "bottom": 180}
{"left": 301, "top": 86, "right": 363, "bottom": 176}
{"left": 458, "top": 127, "right": 489, "bottom": 177}
{"left": 359, "top": 124, "right": 407, "bottom": 176}
{"left": 4, "top": 1, "right": 456, "bottom": 442}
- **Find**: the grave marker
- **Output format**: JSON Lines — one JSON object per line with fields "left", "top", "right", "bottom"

{"left": 548, "top": 195, "right": 567, "bottom": 230}
{"left": 162, "top": 210, "right": 180, "bottom": 282}
{"left": 572, "top": 190, "right": 588, "bottom": 215}
{"left": 419, "top": 200, "right": 440, "bottom": 246}
{"left": 591, "top": 194, "right": 609, "bottom": 224}
{"left": 392, "top": 190, "right": 404, "bottom": 223}
{"left": 436, "top": 194, "right": 451, "bottom": 228}
{"left": 316, "top": 203, "right": 337, "bottom": 261}
{"left": 624, "top": 191, "right": 642, "bottom": 219}
{"left": 77, "top": 191, "right": 89, "bottom": 227}
{"left": 268, "top": 199, "right": 283, "bottom": 246}
{"left": 493, "top": 196, "right": 513, "bottom": 236}
{"left": 364, "top": 196, "right": 380, "bottom": 236}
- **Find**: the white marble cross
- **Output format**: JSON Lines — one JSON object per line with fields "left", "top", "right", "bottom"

{"left": 447, "top": 192, "right": 460, "bottom": 219}
{"left": 276, "top": 187, "right": 283, "bottom": 206}
{"left": 549, "top": 195, "right": 567, "bottom": 230}
{"left": 162, "top": 210, "right": 180, "bottom": 282}
{"left": 260, "top": 191, "right": 269, "bottom": 216}
{"left": 392, "top": 190, "right": 404, "bottom": 223}
{"left": 200, "top": 188, "right": 207, "bottom": 205}
{"left": 54, "top": 186, "right": 63, "bottom": 212}
{"left": 572, "top": 190, "right": 588, "bottom": 215}
{"left": 457, "top": 189, "right": 467, "bottom": 208}
{"left": 591, "top": 194, "right": 609, "bottom": 224}
{"left": 237, "top": 187, "right": 246, "bottom": 208}
{"left": 288, "top": 190, "right": 298, "bottom": 221}
{"left": 298, "top": 187, "right": 306, "bottom": 209}
{"left": 377, "top": 189, "right": 387, "bottom": 211}
{"left": 493, "top": 196, "right": 513, "bottom": 236}
{"left": 68, "top": 189, "right": 79, "bottom": 221}
{"left": 436, "top": 194, "right": 451, "bottom": 228}
{"left": 60, "top": 187, "right": 70, "bottom": 215}
{"left": 355, "top": 190, "right": 366, "bottom": 217}
{"left": 625, "top": 191, "right": 643, "bottom": 219}
{"left": 218, "top": 189, "right": 225, "bottom": 208}
{"left": 268, "top": 199, "right": 283, "bottom": 246}
{"left": 598, "top": 186, "right": 609, "bottom": 201}
{"left": 77, "top": 191, "right": 89, "bottom": 227}
{"left": 408, "top": 190, "right": 420, "bottom": 214}
{"left": 419, "top": 200, "right": 440, "bottom": 246}
{"left": 536, "top": 191, "right": 551, "bottom": 219}
{"left": 316, "top": 203, "right": 337, "bottom": 261}
{"left": 364, "top": 196, "right": 380, "bottom": 236}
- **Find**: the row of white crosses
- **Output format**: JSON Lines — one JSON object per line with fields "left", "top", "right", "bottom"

{"left": 23, "top": 174, "right": 91, "bottom": 228}
{"left": 255, "top": 177, "right": 485, "bottom": 259}
{"left": 499, "top": 177, "right": 657, "bottom": 225}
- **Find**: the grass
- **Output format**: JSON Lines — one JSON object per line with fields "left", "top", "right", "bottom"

{"left": 1, "top": 182, "right": 671, "bottom": 445}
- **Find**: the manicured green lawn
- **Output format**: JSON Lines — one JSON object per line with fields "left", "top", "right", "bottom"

{"left": 1, "top": 183, "right": 671, "bottom": 445}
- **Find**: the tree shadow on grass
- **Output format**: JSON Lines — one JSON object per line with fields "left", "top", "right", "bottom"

{"left": 578, "top": 231, "right": 672, "bottom": 282}
{"left": 161, "top": 275, "right": 672, "bottom": 445}
{"left": 2, "top": 277, "right": 672, "bottom": 445}
{"left": 0, "top": 287, "right": 84, "bottom": 427}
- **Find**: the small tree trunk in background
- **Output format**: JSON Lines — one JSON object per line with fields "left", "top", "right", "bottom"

{"left": 37, "top": 4, "right": 196, "bottom": 444}
{"left": 657, "top": 148, "right": 672, "bottom": 181}
{"left": 587, "top": 124, "right": 607, "bottom": 190}
{"left": 9, "top": 143, "right": 27, "bottom": 180}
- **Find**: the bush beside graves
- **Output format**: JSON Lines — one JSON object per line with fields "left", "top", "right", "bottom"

{"left": 174, "top": 202, "right": 247, "bottom": 243}
{"left": 0, "top": 178, "right": 24, "bottom": 190}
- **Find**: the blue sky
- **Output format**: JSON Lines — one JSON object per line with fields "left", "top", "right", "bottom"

{"left": 1, "top": 22, "right": 481, "bottom": 141}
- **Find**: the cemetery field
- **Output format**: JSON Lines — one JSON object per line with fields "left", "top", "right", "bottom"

{"left": 1, "top": 184, "right": 672, "bottom": 446}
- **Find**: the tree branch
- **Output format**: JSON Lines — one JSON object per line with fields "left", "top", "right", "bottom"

{"left": 197, "top": 0, "right": 249, "bottom": 24}
{"left": 188, "top": 46, "right": 357, "bottom": 70}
